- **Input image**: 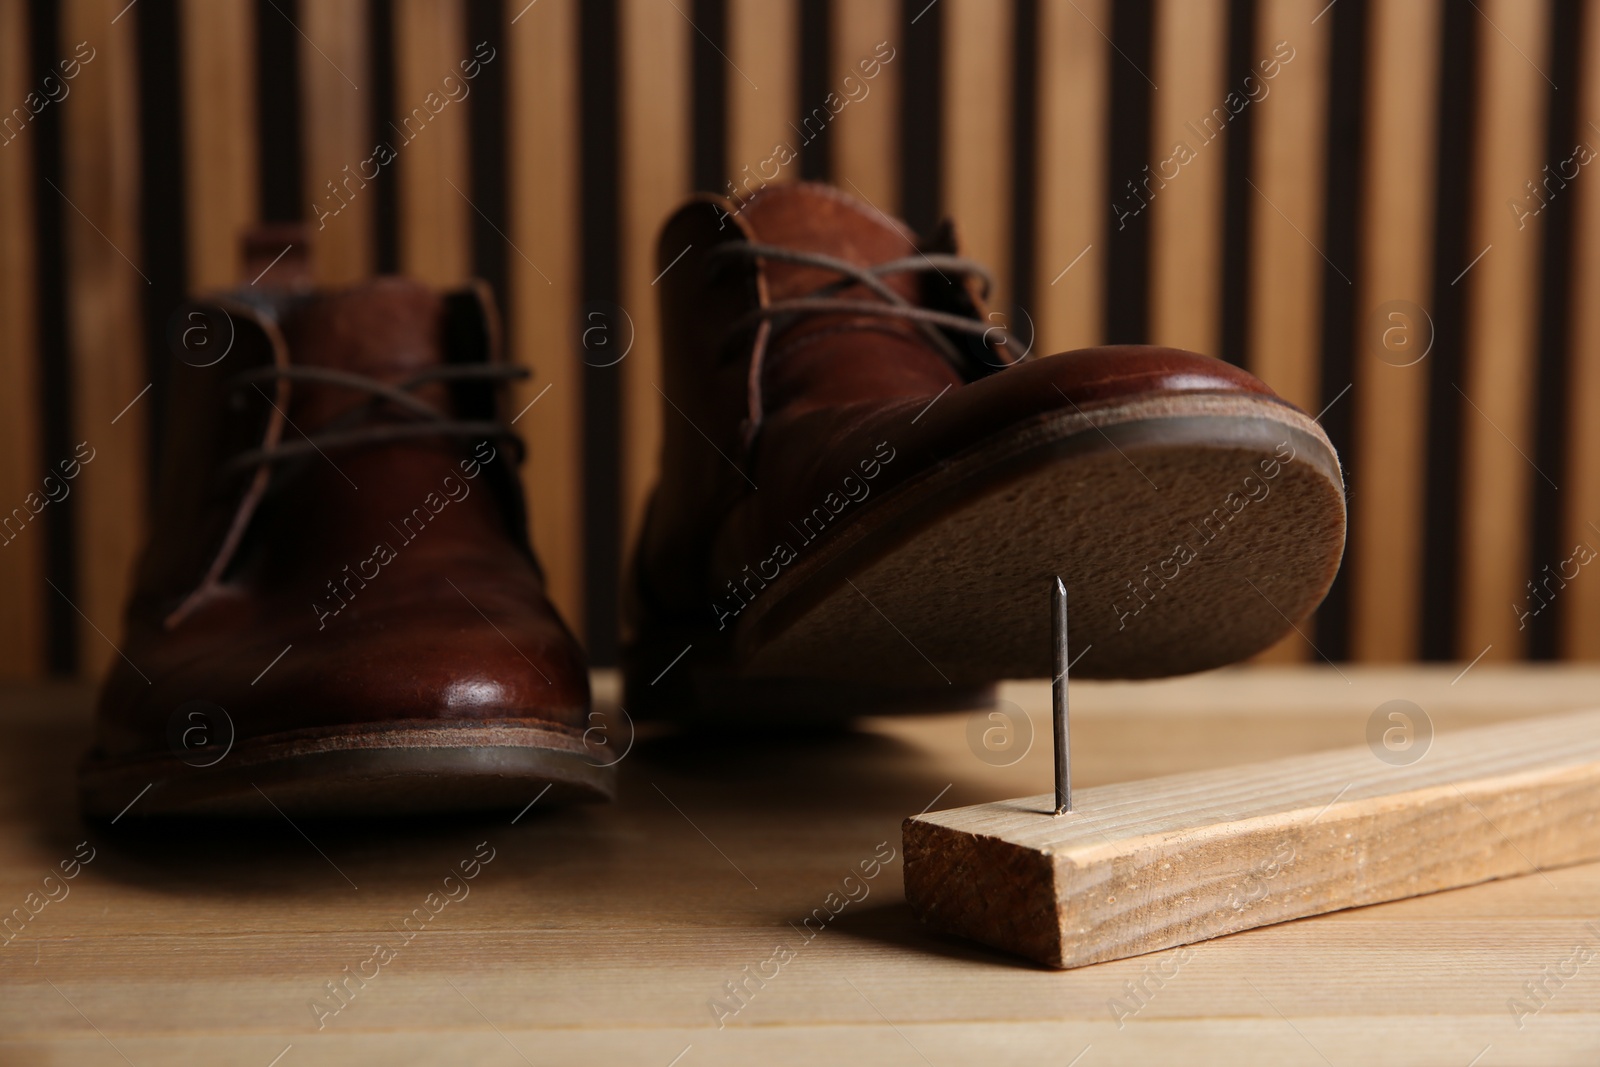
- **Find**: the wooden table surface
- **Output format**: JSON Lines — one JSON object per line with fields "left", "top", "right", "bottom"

{"left": 3, "top": 665, "right": 1599, "bottom": 1066}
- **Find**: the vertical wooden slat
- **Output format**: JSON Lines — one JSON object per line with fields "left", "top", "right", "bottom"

{"left": 1459, "top": 0, "right": 1550, "bottom": 661}
{"left": 1350, "top": 0, "right": 1440, "bottom": 662}
{"left": 1247, "top": 0, "right": 1327, "bottom": 665}
{"left": 508, "top": 0, "right": 585, "bottom": 635}
{"left": 0, "top": 0, "right": 45, "bottom": 678}
{"left": 300, "top": 0, "right": 370, "bottom": 285}
{"left": 1148, "top": 0, "right": 1226, "bottom": 355}
{"left": 618, "top": 0, "right": 690, "bottom": 575}
{"left": 181, "top": 0, "right": 256, "bottom": 290}
{"left": 726, "top": 0, "right": 797, "bottom": 190}
{"left": 941, "top": 0, "right": 1011, "bottom": 303}
{"left": 1563, "top": 0, "right": 1600, "bottom": 659}
{"left": 61, "top": 0, "right": 148, "bottom": 677}
{"left": 394, "top": 0, "right": 469, "bottom": 285}
{"left": 831, "top": 0, "right": 899, "bottom": 211}
{"left": 1035, "top": 0, "right": 1106, "bottom": 355}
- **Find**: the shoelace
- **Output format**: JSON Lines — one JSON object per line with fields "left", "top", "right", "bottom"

{"left": 706, "top": 242, "right": 1023, "bottom": 447}
{"left": 224, "top": 363, "right": 530, "bottom": 473}
{"left": 165, "top": 359, "right": 528, "bottom": 629}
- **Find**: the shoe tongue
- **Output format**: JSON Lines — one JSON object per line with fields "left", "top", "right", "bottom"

{"left": 736, "top": 183, "right": 924, "bottom": 305}
{"left": 277, "top": 278, "right": 454, "bottom": 427}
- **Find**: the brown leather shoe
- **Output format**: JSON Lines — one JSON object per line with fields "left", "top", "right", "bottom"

{"left": 625, "top": 182, "right": 1346, "bottom": 718}
{"left": 81, "top": 270, "right": 613, "bottom": 817}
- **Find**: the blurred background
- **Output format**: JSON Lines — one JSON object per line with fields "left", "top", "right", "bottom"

{"left": 1, "top": 0, "right": 1596, "bottom": 680}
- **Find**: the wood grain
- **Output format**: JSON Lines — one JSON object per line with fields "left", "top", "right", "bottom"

{"left": 181, "top": 0, "right": 256, "bottom": 289}
{"left": 507, "top": 0, "right": 585, "bottom": 636}
{"left": 726, "top": 0, "right": 797, "bottom": 193}
{"left": 0, "top": 0, "right": 45, "bottom": 679}
{"left": 5, "top": 665, "right": 1600, "bottom": 1063}
{"left": 1459, "top": 0, "right": 1550, "bottom": 661}
{"left": 1349, "top": 0, "right": 1439, "bottom": 662}
{"left": 618, "top": 0, "right": 690, "bottom": 606}
{"left": 394, "top": 0, "right": 469, "bottom": 285}
{"left": 907, "top": 706, "right": 1600, "bottom": 968}
{"left": 1034, "top": 0, "right": 1106, "bottom": 356}
{"left": 1246, "top": 0, "right": 1327, "bottom": 665}
{"left": 942, "top": 0, "right": 1012, "bottom": 306}
{"left": 1148, "top": 0, "right": 1226, "bottom": 356}
{"left": 1563, "top": 0, "right": 1600, "bottom": 659}
{"left": 60, "top": 0, "right": 149, "bottom": 678}
{"left": 831, "top": 0, "right": 900, "bottom": 211}
{"left": 299, "top": 0, "right": 370, "bottom": 285}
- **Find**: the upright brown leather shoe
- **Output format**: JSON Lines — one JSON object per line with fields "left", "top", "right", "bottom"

{"left": 625, "top": 182, "right": 1346, "bottom": 718}
{"left": 81, "top": 265, "right": 613, "bottom": 817}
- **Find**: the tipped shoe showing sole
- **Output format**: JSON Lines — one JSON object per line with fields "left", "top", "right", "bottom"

{"left": 82, "top": 260, "right": 613, "bottom": 818}
{"left": 624, "top": 183, "right": 1345, "bottom": 718}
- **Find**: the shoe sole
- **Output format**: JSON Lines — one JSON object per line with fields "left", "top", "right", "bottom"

{"left": 79, "top": 720, "right": 616, "bottom": 819}
{"left": 629, "top": 390, "right": 1344, "bottom": 712}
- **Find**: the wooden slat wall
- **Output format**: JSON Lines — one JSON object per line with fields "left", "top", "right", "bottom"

{"left": 60, "top": 0, "right": 148, "bottom": 679}
{"left": 1034, "top": 0, "right": 1106, "bottom": 356}
{"left": 0, "top": 0, "right": 45, "bottom": 678}
{"left": 1350, "top": 0, "right": 1440, "bottom": 662}
{"left": 831, "top": 0, "right": 900, "bottom": 212}
{"left": 300, "top": 0, "right": 370, "bottom": 286}
{"left": 618, "top": 0, "right": 690, "bottom": 583}
{"left": 395, "top": 0, "right": 470, "bottom": 285}
{"left": 1148, "top": 0, "right": 1226, "bottom": 356}
{"left": 943, "top": 0, "right": 1012, "bottom": 306}
{"left": 508, "top": 0, "right": 585, "bottom": 636}
{"left": 181, "top": 0, "right": 255, "bottom": 290}
{"left": 1566, "top": 0, "right": 1600, "bottom": 658}
{"left": 6, "top": 0, "right": 1600, "bottom": 680}
{"left": 1460, "top": 0, "right": 1551, "bottom": 662}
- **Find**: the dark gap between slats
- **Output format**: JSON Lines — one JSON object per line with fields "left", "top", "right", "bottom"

{"left": 135, "top": 0, "right": 187, "bottom": 507}
{"left": 798, "top": 0, "right": 831, "bottom": 182}
{"left": 691, "top": 0, "right": 727, "bottom": 194}
{"left": 1311, "top": 0, "right": 1367, "bottom": 660}
{"left": 466, "top": 0, "right": 509, "bottom": 323}
{"left": 1009, "top": 0, "right": 1039, "bottom": 337}
{"left": 369, "top": 0, "right": 399, "bottom": 274}
{"left": 1218, "top": 0, "right": 1257, "bottom": 368}
{"left": 898, "top": 0, "right": 941, "bottom": 235}
{"left": 256, "top": 0, "right": 304, "bottom": 223}
{"left": 579, "top": 0, "right": 622, "bottom": 664}
{"left": 1104, "top": 0, "right": 1151, "bottom": 345}
{"left": 26, "top": 0, "right": 77, "bottom": 675}
{"left": 1419, "top": 0, "right": 1478, "bottom": 660}
{"left": 1527, "top": 0, "right": 1584, "bottom": 660}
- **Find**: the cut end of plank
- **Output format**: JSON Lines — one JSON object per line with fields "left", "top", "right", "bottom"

{"left": 904, "top": 709, "right": 1600, "bottom": 969}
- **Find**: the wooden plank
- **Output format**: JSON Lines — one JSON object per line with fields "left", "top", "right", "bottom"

{"left": 830, "top": 0, "right": 899, "bottom": 211}
{"left": 942, "top": 0, "right": 1011, "bottom": 304}
{"left": 1459, "top": 0, "right": 1550, "bottom": 661}
{"left": 1246, "top": 0, "right": 1327, "bottom": 665}
{"left": 181, "top": 0, "right": 255, "bottom": 290}
{"left": 618, "top": 0, "right": 690, "bottom": 596}
{"left": 0, "top": 0, "right": 45, "bottom": 678}
{"left": 906, "top": 706, "right": 1600, "bottom": 969}
{"left": 1564, "top": 0, "right": 1600, "bottom": 659}
{"left": 1034, "top": 0, "right": 1106, "bottom": 355}
{"left": 507, "top": 0, "right": 585, "bottom": 636}
{"left": 393, "top": 0, "right": 469, "bottom": 285}
{"left": 726, "top": 0, "right": 797, "bottom": 193}
{"left": 299, "top": 0, "right": 370, "bottom": 285}
{"left": 1147, "top": 0, "right": 1226, "bottom": 356}
{"left": 59, "top": 0, "right": 148, "bottom": 678}
{"left": 1349, "top": 0, "right": 1439, "bottom": 662}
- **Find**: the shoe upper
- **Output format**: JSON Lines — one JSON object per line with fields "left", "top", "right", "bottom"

{"left": 630, "top": 181, "right": 1295, "bottom": 646}
{"left": 93, "top": 276, "right": 589, "bottom": 761}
